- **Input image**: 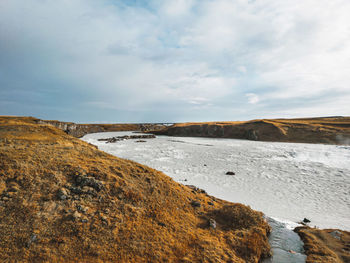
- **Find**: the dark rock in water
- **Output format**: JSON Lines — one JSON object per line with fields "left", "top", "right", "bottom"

{"left": 191, "top": 200, "right": 201, "bottom": 208}
{"left": 98, "top": 134, "right": 156, "bottom": 143}
{"left": 135, "top": 140, "right": 146, "bottom": 143}
{"left": 303, "top": 218, "right": 311, "bottom": 223}
{"left": 226, "top": 171, "right": 235, "bottom": 175}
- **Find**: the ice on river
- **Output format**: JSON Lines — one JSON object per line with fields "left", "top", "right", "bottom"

{"left": 83, "top": 132, "right": 350, "bottom": 231}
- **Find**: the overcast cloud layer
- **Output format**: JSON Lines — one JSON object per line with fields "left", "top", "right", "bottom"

{"left": 1, "top": 0, "right": 349, "bottom": 122}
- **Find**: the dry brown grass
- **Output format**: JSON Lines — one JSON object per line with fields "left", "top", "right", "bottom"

{"left": 0, "top": 116, "right": 270, "bottom": 262}
{"left": 295, "top": 227, "right": 350, "bottom": 263}
{"left": 154, "top": 117, "right": 350, "bottom": 144}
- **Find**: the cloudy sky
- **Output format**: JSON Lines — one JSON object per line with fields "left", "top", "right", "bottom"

{"left": 1, "top": 0, "right": 349, "bottom": 123}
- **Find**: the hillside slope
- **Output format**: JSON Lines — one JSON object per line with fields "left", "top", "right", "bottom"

{"left": 153, "top": 117, "right": 350, "bottom": 144}
{"left": 0, "top": 117, "right": 270, "bottom": 262}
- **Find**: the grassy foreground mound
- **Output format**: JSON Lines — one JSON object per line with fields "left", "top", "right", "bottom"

{"left": 295, "top": 227, "right": 350, "bottom": 263}
{"left": 0, "top": 117, "right": 270, "bottom": 262}
{"left": 153, "top": 117, "right": 350, "bottom": 144}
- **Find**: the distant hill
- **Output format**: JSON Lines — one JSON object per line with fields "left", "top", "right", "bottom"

{"left": 153, "top": 117, "right": 350, "bottom": 145}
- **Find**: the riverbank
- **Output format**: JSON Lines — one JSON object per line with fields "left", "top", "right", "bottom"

{"left": 152, "top": 117, "right": 350, "bottom": 145}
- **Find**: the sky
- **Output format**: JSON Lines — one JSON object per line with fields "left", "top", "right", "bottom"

{"left": 1, "top": 0, "right": 350, "bottom": 123}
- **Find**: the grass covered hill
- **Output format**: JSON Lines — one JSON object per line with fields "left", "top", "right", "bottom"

{"left": 0, "top": 116, "right": 270, "bottom": 262}
{"left": 153, "top": 117, "right": 350, "bottom": 145}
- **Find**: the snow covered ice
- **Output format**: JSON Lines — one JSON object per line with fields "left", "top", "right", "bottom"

{"left": 83, "top": 131, "right": 350, "bottom": 262}
{"left": 83, "top": 131, "right": 350, "bottom": 231}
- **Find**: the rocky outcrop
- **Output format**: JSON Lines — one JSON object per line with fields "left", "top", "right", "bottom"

{"left": 153, "top": 117, "right": 350, "bottom": 145}
{"left": 98, "top": 134, "right": 156, "bottom": 143}
{"left": 36, "top": 119, "right": 168, "bottom": 138}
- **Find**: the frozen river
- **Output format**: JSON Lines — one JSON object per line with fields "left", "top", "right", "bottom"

{"left": 83, "top": 132, "right": 350, "bottom": 231}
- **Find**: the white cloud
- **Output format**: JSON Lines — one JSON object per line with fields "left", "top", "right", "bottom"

{"left": 0, "top": 0, "right": 349, "bottom": 122}
{"left": 246, "top": 93, "right": 259, "bottom": 104}
{"left": 237, "top": 66, "right": 247, "bottom": 74}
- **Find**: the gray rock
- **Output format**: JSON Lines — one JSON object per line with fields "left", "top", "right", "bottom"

{"left": 209, "top": 219, "right": 217, "bottom": 229}
{"left": 100, "top": 215, "right": 108, "bottom": 223}
{"left": 57, "top": 188, "right": 68, "bottom": 200}
{"left": 247, "top": 129, "right": 259, "bottom": 140}
{"left": 191, "top": 200, "right": 201, "bottom": 208}
{"left": 72, "top": 211, "right": 82, "bottom": 220}
{"left": 77, "top": 205, "right": 88, "bottom": 213}
{"left": 330, "top": 230, "right": 342, "bottom": 240}
{"left": 69, "top": 187, "right": 82, "bottom": 195}
{"left": 75, "top": 175, "right": 104, "bottom": 192}
{"left": 26, "top": 234, "right": 37, "bottom": 247}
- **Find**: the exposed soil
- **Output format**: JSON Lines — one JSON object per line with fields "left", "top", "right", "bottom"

{"left": 0, "top": 116, "right": 271, "bottom": 262}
